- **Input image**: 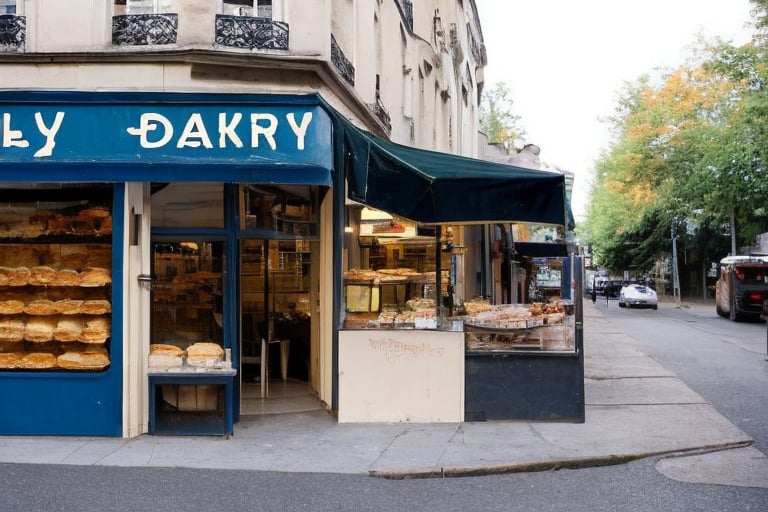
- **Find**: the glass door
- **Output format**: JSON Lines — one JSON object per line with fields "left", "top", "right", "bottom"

{"left": 240, "top": 239, "right": 311, "bottom": 385}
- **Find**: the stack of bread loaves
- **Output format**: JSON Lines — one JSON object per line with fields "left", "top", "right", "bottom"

{"left": 186, "top": 342, "right": 224, "bottom": 367}
{"left": 148, "top": 343, "right": 184, "bottom": 370}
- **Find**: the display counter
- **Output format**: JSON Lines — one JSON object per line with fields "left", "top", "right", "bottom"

{"left": 338, "top": 255, "right": 584, "bottom": 424}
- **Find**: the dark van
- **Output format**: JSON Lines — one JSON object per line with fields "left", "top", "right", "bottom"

{"left": 715, "top": 256, "right": 768, "bottom": 321}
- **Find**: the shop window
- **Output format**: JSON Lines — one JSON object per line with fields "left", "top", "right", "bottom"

{"left": 150, "top": 240, "right": 224, "bottom": 348}
{"left": 114, "top": 0, "right": 173, "bottom": 16}
{"left": 0, "top": 0, "right": 16, "bottom": 15}
{"left": 222, "top": 0, "right": 272, "bottom": 18}
{"left": 151, "top": 183, "right": 224, "bottom": 229}
{"left": 216, "top": 0, "right": 286, "bottom": 50}
{"left": 241, "top": 185, "right": 319, "bottom": 239}
{"left": 0, "top": 184, "right": 114, "bottom": 373}
{"left": 0, "top": 0, "right": 23, "bottom": 52}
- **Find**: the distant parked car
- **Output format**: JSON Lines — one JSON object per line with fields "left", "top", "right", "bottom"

{"left": 618, "top": 284, "right": 658, "bottom": 309}
{"left": 715, "top": 255, "right": 768, "bottom": 321}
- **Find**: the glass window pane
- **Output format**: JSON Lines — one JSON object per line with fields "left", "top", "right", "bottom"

{"left": 151, "top": 183, "right": 225, "bottom": 229}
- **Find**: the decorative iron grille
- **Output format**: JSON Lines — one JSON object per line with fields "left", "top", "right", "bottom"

{"left": 367, "top": 97, "right": 392, "bottom": 134}
{"left": 330, "top": 34, "right": 354, "bottom": 86}
{"left": 0, "top": 15, "right": 24, "bottom": 51}
{"left": 215, "top": 15, "right": 289, "bottom": 50}
{"left": 398, "top": 0, "right": 413, "bottom": 31}
{"left": 112, "top": 14, "right": 178, "bottom": 46}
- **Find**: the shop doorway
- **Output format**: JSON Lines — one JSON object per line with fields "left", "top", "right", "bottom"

{"left": 239, "top": 239, "right": 320, "bottom": 415}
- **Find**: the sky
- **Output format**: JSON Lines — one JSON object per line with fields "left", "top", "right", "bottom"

{"left": 474, "top": 0, "right": 755, "bottom": 220}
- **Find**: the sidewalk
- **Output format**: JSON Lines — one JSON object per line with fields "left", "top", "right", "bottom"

{"left": 1, "top": 300, "right": 767, "bottom": 485}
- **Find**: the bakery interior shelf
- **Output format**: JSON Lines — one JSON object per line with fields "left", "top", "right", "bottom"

{"left": 0, "top": 251, "right": 113, "bottom": 372}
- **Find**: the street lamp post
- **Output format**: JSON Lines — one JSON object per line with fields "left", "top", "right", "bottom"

{"left": 671, "top": 221, "right": 681, "bottom": 304}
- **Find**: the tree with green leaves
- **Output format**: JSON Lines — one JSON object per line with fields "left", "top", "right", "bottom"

{"left": 583, "top": 31, "right": 768, "bottom": 284}
{"left": 479, "top": 82, "right": 525, "bottom": 147}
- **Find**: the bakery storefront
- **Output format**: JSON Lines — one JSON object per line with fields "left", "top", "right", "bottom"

{"left": 0, "top": 91, "right": 580, "bottom": 437}
{"left": 0, "top": 91, "right": 336, "bottom": 436}
{"left": 334, "top": 123, "right": 584, "bottom": 424}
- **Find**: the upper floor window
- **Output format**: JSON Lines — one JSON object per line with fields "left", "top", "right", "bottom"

{"left": 0, "top": 0, "right": 17, "bottom": 15}
{"left": 223, "top": 0, "right": 272, "bottom": 18}
{"left": 114, "top": 0, "right": 173, "bottom": 16}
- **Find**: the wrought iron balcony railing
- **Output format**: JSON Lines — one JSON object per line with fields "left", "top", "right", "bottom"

{"left": 0, "top": 14, "right": 25, "bottom": 51}
{"left": 330, "top": 34, "right": 354, "bottom": 86}
{"left": 215, "top": 15, "right": 289, "bottom": 50}
{"left": 367, "top": 96, "right": 392, "bottom": 134}
{"left": 112, "top": 13, "right": 178, "bottom": 46}
{"left": 397, "top": 0, "right": 413, "bottom": 32}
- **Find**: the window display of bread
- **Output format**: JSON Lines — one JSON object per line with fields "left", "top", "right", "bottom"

{"left": 18, "top": 352, "right": 57, "bottom": 369}
{"left": 79, "top": 317, "right": 110, "bottom": 343}
{"left": 23, "top": 299, "right": 57, "bottom": 316}
{"left": 148, "top": 343, "right": 185, "bottom": 369}
{"left": 0, "top": 351, "right": 23, "bottom": 369}
{"left": 0, "top": 317, "right": 24, "bottom": 342}
{"left": 23, "top": 316, "right": 57, "bottom": 342}
{"left": 57, "top": 345, "right": 110, "bottom": 370}
{"left": 54, "top": 299, "right": 84, "bottom": 315}
{"left": 0, "top": 299, "right": 25, "bottom": 315}
{"left": 52, "top": 269, "right": 80, "bottom": 287}
{"left": 78, "top": 267, "right": 111, "bottom": 287}
{"left": 28, "top": 265, "right": 57, "bottom": 286}
{"left": 53, "top": 317, "right": 85, "bottom": 342}
{"left": 186, "top": 342, "right": 224, "bottom": 367}
{"left": 80, "top": 299, "right": 111, "bottom": 315}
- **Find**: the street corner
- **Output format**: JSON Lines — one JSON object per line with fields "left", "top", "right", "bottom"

{"left": 655, "top": 445, "right": 768, "bottom": 489}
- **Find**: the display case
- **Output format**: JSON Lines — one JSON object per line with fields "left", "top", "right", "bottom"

{"left": 0, "top": 192, "right": 113, "bottom": 372}
{"left": 463, "top": 300, "right": 575, "bottom": 352}
{"left": 342, "top": 269, "right": 446, "bottom": 329}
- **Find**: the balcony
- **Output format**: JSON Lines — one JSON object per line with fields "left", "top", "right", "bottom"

{"left": 0, "top": 14, "right": 24, "bottom": 52}
{"left": 215, "top": 15, "right": 289, "bottom": 50}
{"left": 330, "top": 34, "right": 354, "bottom": 86}
{"left": 112, "top": 13, "right": 178, "bottom": 46}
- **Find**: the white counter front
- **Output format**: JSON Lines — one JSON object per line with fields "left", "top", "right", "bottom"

{"left": 338, "top": 329, "right": 464, "bottom": 422}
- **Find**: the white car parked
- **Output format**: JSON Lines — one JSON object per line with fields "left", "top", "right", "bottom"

{"left": 618, "top": 284, "right": 658, "bottom": 309}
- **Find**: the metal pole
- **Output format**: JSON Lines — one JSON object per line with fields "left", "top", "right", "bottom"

{"left": 671, "top": 222, "right": 681, "bottom": 304}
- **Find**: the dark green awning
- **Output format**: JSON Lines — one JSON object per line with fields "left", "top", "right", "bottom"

{"left": 333, "top": 113, "right": 568, "bottom": 225}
